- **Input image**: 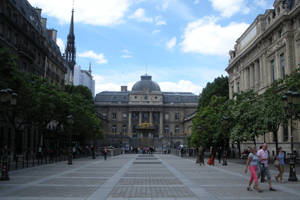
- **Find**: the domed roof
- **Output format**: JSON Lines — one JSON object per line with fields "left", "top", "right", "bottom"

{"left": 132, "top": 75, "right": 161, "bottom": 92}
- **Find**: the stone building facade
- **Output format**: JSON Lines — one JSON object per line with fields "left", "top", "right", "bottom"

{"left": 0, "top": 0, "right": 72, "bottom": 85}
{"left": 226, "top": 0, "right": 300, "bottom": 153}
{"left": 74, "top": 63, "right": 95, "bottom": 97}
{"left": 0, "top": 0, "right": 75, "bottom": 156}
{"left": 95, "top": 75, "right": 198, "bottom": 150}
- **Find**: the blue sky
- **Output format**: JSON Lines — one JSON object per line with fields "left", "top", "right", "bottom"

{"left": 28, "top": 0, "right": 274, "bottom": 95}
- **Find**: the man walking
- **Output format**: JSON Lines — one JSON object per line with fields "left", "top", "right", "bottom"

{"left": 257, "top": 143, "right": 276, "bottom": 191}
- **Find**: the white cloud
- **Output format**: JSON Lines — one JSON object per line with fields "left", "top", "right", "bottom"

{"left": 194, "top": 0, "right": 200, "bottom": 4}
{"left": 28, "top": 0, "right": 132, "bottom": 26}
{"left": 159, "top": 80, "right": 202, "bottom": 94}
{"left": 209, "top": 0, "right": 249, "bottom": 17}
{"left": 181, "top": 16, "right": 249, "bottom": 56}
{"left": 122, "top": 55, "right": 132, "bottom": 59}
{"left": 121, "top": 49, "right": 132, "bottom": 59}
{"left": 78, "top": 50, "right": 108, "bottom": 64}
{"left": 152, "top": 29, "right": 161, "bottom": 34}
{"left": 56, "top": 38, "right": 65, "bottom": 54}
{"left": 129, "top": 8, "right": 153, "bottom": 23}
{"left": 166, "top": 37, "right": 177, "bottom": 49}
{"left": 155, "top": 16, "right": 167, "bottom": 26}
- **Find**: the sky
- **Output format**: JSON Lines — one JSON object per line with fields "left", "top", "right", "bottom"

{"left": 28, "top": 0, "right": 274, "bottom": 95}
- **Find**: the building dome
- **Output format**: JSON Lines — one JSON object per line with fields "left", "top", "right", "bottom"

{"left": 132, "top": 75, "right": 161, "bottom": 92}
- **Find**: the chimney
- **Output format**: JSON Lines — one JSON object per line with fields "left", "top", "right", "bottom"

{"left": 41, "top": 18, "right": 47, "bottom": 30}
{"left": 34, "top": 8, "right": 42, "bottom": 18}
{"left": 47, "top": 29, "right": 57, "bottom": 42}
{"left": 121, "top": 86, "right": 127, "bottom": 92}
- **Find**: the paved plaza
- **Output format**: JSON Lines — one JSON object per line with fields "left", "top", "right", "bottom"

{"left": 0, "top": 154, "right": 300, "bottom": 200}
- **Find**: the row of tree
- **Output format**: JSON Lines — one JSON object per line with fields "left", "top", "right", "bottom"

{"left": 0, "top": 48, "right": 102, "bottom": 152}
{"left": 189, "top": 69, "right": 300, "bottom": 154}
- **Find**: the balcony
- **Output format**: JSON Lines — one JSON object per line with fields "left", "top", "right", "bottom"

{"left": 136, "top": 123, "right": 156, "bottom": 130}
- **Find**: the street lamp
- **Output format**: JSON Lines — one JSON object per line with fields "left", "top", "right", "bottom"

{"left": 0, "top": 88, "right": 18, "bottom": 181}
{"left": 66, "top": 115, "right": 73, "bottom": 165}
{"left": 282, "top": 90, "right": 300, "bottom": 182}
{"left": 92, "top": 125, "right": 96, "bottom": 159}
{"left": 222, "top": 116, "right": 229, "bottom": 166}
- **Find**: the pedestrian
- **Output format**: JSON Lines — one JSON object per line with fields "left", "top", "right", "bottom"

{"left": 218, "top": 146, "right": 222, "bottom": 163}
{"left": 257, "top": 143, "right": 276, "bottom": 191}
{"left": 103, "top": 147, "right": 107, "bottom": 160}
{"left": 198, "top": 145, "right": 204, "bottom": 165}
{"left": 275, "top": 147, "right": 285, "bottom": 183}
{"left": 207, "top": 146, "right": 215, "bottom": 165}
{"left": 258, "top": 145, "right": 265, "bottom": 183}
{"left": 245, "top": 146, "right": 262, "bottom": 192}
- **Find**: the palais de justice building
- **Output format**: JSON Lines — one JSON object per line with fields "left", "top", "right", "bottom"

{"left": 95, "top": 75, "right": 198, "bottom": 150}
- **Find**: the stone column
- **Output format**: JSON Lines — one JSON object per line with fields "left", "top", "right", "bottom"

{"left": 159, "top": 112, "right": 163, "bottom": 136}
{"left": 249, "top": 65, "right": 253, "bottom": 89}
{"left": 150, "top": 112, "right": 153, "bottom": 124}
{"left": 139, "top": 112, "right": 142, "bottom": 124}
{"left": 128, "top": 112, "right": 132, "bottom": 136}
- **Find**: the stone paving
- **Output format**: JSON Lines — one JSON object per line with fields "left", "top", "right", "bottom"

{"left": 0, "top": 154, "right": 299, "bottom": 200}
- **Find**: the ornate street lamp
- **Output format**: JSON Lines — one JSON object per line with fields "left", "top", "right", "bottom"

{"left": 222, "top": 116, "right": 229, "bottom": 166}
{"left": 66, "top": 115, "right": 73, "bottom": 165}
{"left": 282, "top": 90, "right": 300, "bottom": 182}
{"left": 0, "top": 89, "right": 18, "bottom": 181}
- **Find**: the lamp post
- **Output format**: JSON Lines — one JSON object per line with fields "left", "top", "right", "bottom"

{"left": 0, "top": 89, "right": 18, "bottom": 181}
{"left": 222, "top": 116, "right": 229, "bottom": 166}
{"left": 282, "top": 90, "right": 300, "bottom": 182}
{"left": 66, "top": 115, "right": 73, "bottom": 165}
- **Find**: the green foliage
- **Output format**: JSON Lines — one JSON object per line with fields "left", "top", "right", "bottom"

{"left": 198, "top": 76, "right": 228, "bottom": 107}
{"left": 0, "top": 47, "right": 102, "bottom": 144}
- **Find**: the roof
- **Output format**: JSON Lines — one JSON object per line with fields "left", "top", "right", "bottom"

{"left": 95, "top": 91, "right": 198, "bottom": 104}
{"left": 95, "top": 91, "right": 130, "bottom": 103}
{"left": 132, "top": 75, "right": 161, "bottom": 92}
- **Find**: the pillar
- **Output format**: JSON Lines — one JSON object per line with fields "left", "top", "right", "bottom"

{"left": 139, "top": 112, "right": 142, "bottom": 124}
{"left": 150, "top": 112, "right": 153, "bottom": 124}
{"left": 128, "top": 112, "right": 132, "bottom": 136}
{"left": 159, "top": 112, "right": 163, "bottom": 136}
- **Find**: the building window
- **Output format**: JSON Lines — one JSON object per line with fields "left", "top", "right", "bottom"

{"left": 270, "top": 59, "right": 275, "bottom": 83}
{"left": 231, "top": 84, "right": 234, "bottom": 96}
{"left": 132, "top": 112, "right": 138, "bottom": 120}
{"left": 144, "top": 95, "right": 148, "bottom": 100}
{"left": 175, "top": 126, "right": 180, "bottom": 135}
{"left": 175, "top": 113, "right": 180, "bottom": 121}
{"left": 112, "top": 112, "right": 117, "bottom": 120}
{"left": 122, "top": 113, "right": 127, "bottom": 120}
{"left": 237, "top": 82, "right": 240, "bottom": 93}
{"left": 280, "top": 54, "right": 285, "bottom": 78}
{"left": 112, "top": 125, "right": 117, "bottom": 134}
{"left": 164, "top": 126, "right": 169, "bottom": 134}
{"left": 122, "top": 125, "right": 127, "bottom": 134}
{"left": 142, "top": 112, "right": 149, "bottom": 122}
{"left": 165, "top": 113, "right": 169, "bottom": 121}
{"left": 153, "top": 112, "right": 159, "bottom": 122}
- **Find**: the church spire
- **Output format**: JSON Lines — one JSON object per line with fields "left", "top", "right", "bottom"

{"left": 89, "top": 62, "right": 92, "bottom": 74}
{"left": 65, "top": 7, "right": 76, "bottom": 68}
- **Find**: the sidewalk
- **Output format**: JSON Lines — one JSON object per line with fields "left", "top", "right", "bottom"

{"left": 0, "top": 154, "right": 299, "bottom": 200}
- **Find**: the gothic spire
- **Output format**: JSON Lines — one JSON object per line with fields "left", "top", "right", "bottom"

{"left": 65, "top": 7, "right": 76, "bottom": 68}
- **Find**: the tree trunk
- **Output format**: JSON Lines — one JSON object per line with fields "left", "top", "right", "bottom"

{"left": 237, "top": 141, "right": 241, "bottom": 158}
{"left": 252, "top": 136, "right": 256, "bottom": 146}
{"left": 273, "top": 130, "right": 278, "bottom": 151}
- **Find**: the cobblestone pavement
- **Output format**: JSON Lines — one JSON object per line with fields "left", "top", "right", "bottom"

{"left": 0, "top": 154, "right": 299, "bottom": 200}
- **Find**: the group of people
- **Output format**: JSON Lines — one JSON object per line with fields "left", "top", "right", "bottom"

{"left": 195, "top": 143, "right": 286, "bottom": 193}
{"left": 245, "top": 143, "right": 285, "bottom": 192}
